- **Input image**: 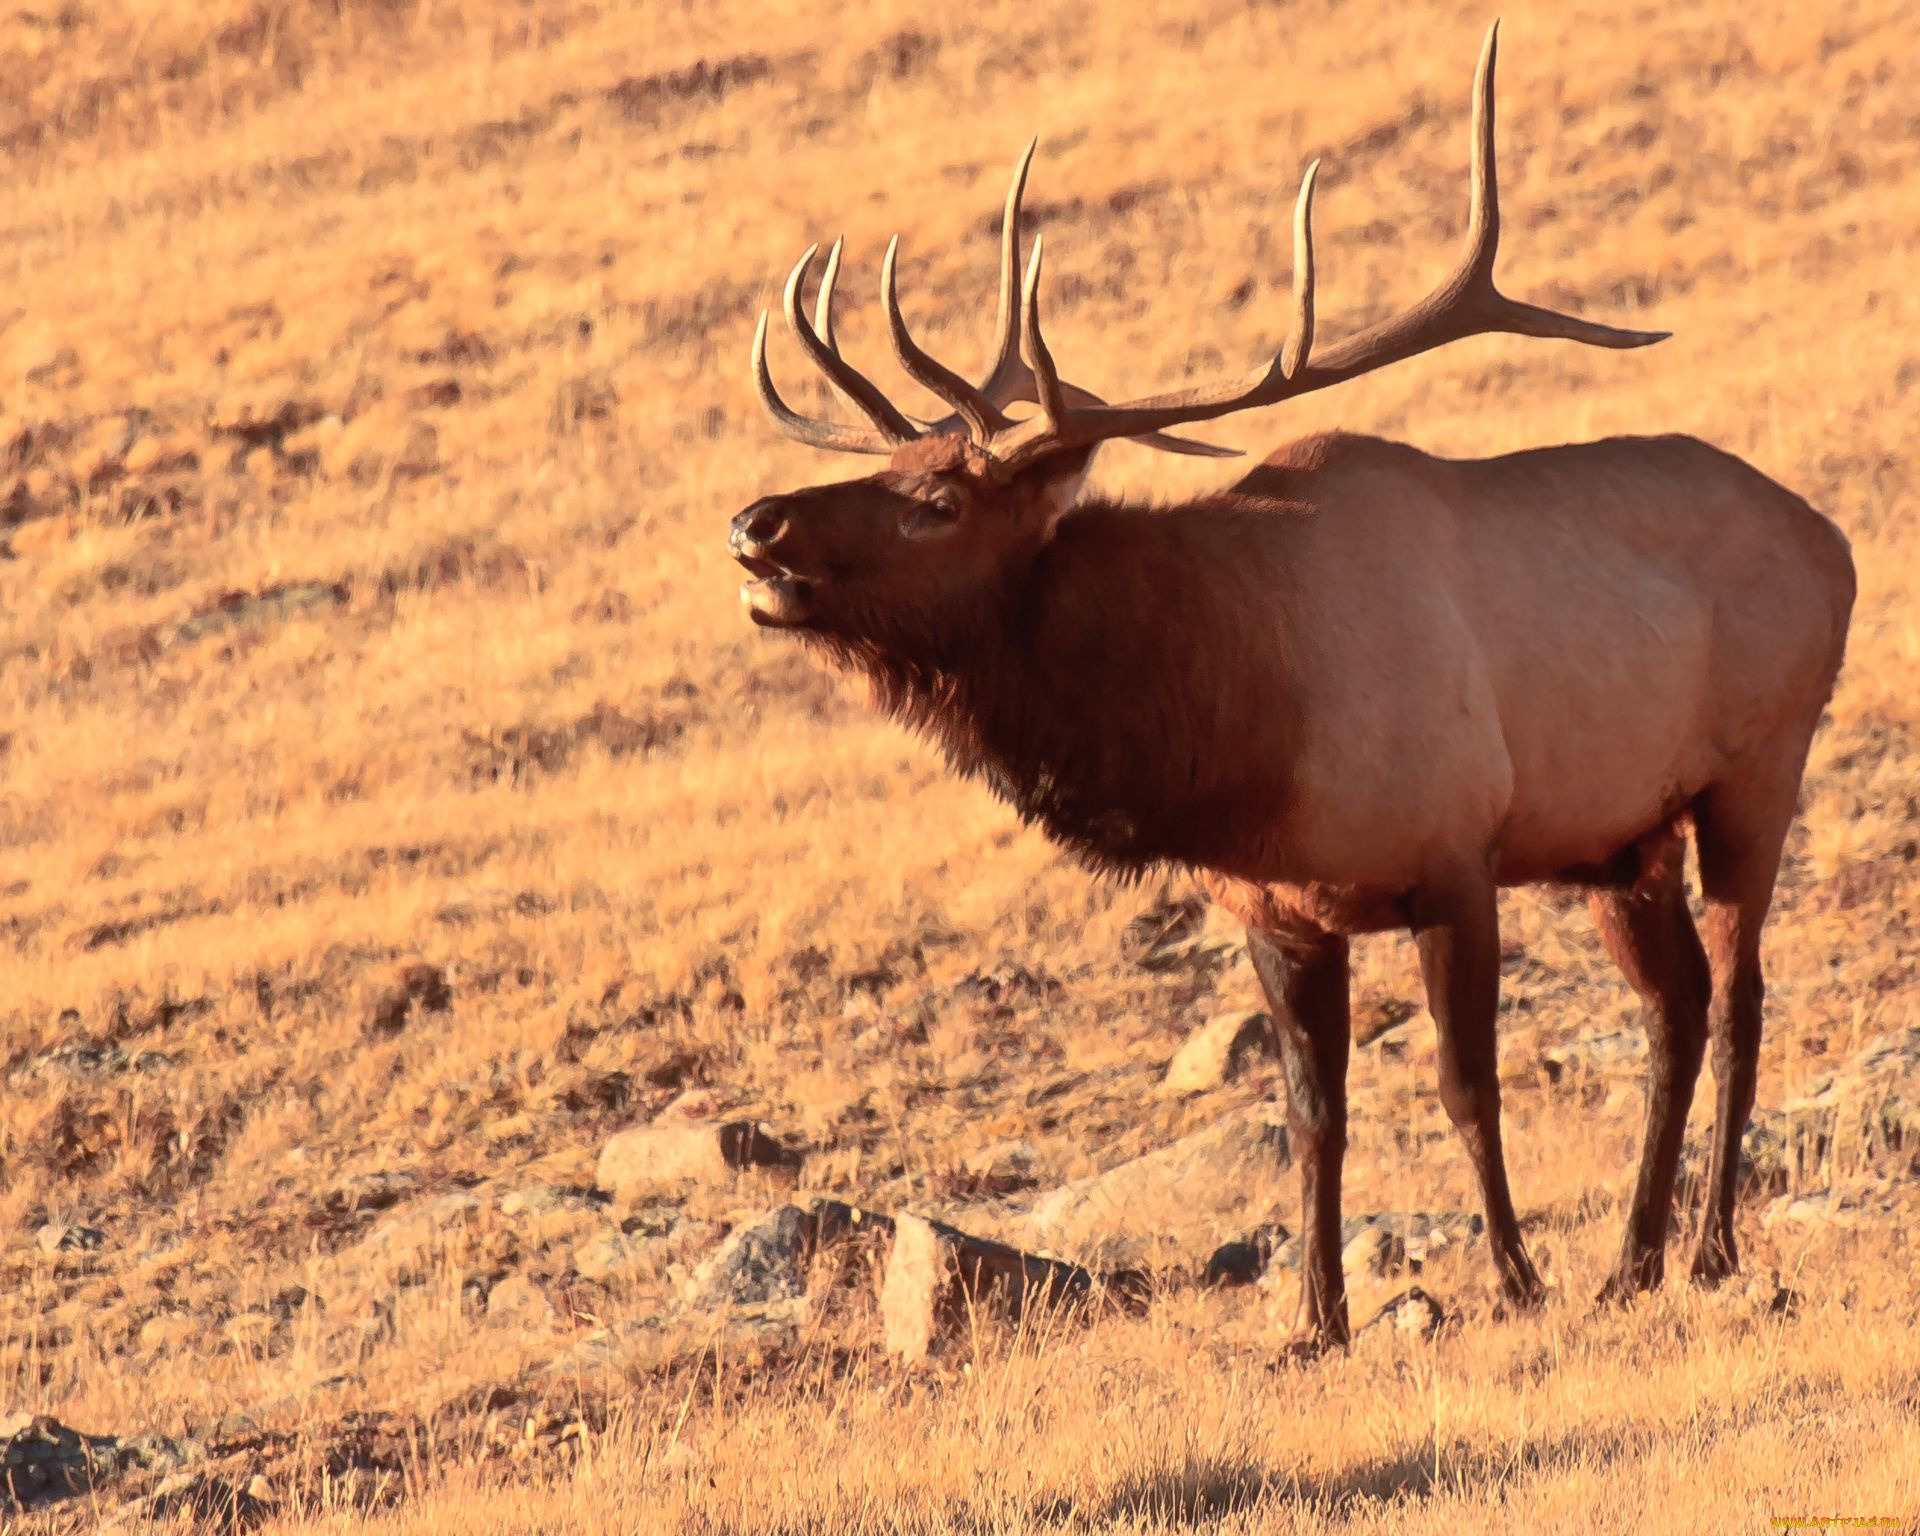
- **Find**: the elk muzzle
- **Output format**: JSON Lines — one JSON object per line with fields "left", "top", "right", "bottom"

{"left": 730, "top": 499, "right": 815, "bottom": 627}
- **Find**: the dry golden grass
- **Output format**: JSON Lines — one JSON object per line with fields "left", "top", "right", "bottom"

{"left": 2, "top": 0, "right": 1919, "bottom": 1529}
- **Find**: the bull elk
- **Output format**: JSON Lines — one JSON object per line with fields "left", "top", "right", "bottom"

{"left": 729, "top": 24, "right": 1854, "bottom": 1351}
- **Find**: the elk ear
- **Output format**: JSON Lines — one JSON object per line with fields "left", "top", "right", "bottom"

{"left": 1011, "top": 445, "right": 1097, "bottom": 539}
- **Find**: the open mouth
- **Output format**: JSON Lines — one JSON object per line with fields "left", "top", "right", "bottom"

{"left": 735, "top": 554, "right": 815, "bottom": 627}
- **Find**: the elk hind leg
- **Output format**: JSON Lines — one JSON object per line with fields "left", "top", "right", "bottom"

{"left": 1588, "top": 825, "right": 1710, "bottom": 1302}
{"left": 1689, "top": 777, "right": 1798, "bottom": 1286}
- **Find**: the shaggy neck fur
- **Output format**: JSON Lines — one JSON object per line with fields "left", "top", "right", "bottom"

{"left": 814, "top": 495, "right": 1311, "bottom": 879}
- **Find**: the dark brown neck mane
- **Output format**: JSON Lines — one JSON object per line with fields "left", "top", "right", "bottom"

{"left": 815, "top": 495, "right": 1310, "bottom": 880}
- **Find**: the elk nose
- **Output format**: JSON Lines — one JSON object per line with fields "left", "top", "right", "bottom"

{"left": 730, "top": 499, "right": 789, "bottom": 553}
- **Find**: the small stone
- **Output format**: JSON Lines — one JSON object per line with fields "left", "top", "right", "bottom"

{"left": 499, "top": 1183, "right": 607, "bottom": 1218}
{"left": 1539, "top": 1029, "right": 1645, "bottom": 1086}
{"left": 485, "top": 1275, "right": 555, "bottom": 1326}
{"left": 962, "top": 1139, "right": 1042, "bottom": 1186}
{"left": 596, "top": 1113, "right": 803, "bottom": 1205}
{"left": 1359, "top": 1286, "right": 1447, "bottom": 1342}
{"left": 572, "top": 1230, "right": 653, "bottom": 1284}
{"left": 1201, "top": 1222, "right": 1289, "bottom": 1287}
{"left": 1158, "top": 1009, "right": 1272, "bottom": 1097}
{"left": 1342, "top": 1222, "right": 1403, "bottom": 1279}
{"left": 36, "top": 1223, "right": 105, "bottom": 1256}
{"left": 1268, "top": 1212, "right": 1479, "bottom": 1275}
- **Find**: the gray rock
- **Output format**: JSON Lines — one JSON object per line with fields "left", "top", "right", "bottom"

{"left": 0, "top": 1416, "right": 192, "bottom": 1512}
{"left": 1269, "top": 1212, "right": 1481, "bottom": 1276}
{"left": 1121, "top": 896, "right": 1246, "bottom": 972}
{"left": 1201, "top": 1222, "right": 1289, "bottom": 1287}
{"left": 1358, "top": 1286, "right": 1447, "bottom": 1343}
{"left": 683, "top": 1206, "right": 813, "bottom": 1311}
{"left": 33, "top": 1043, "right": 176, "bottom": 1078}
{"left": 35, "top": 1223, "right": 105, "bottom": 1256}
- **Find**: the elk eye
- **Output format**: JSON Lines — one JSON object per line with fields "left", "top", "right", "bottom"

{"left": 900, "top": 489, "right": 963, "bottom": 537}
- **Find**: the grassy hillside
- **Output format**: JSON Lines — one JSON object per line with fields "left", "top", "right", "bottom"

{"left": 2, "top": 0, "right": 1918, "bottom": 1529}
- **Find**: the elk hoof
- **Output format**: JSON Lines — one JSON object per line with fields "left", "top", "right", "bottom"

{"left": 1689, "top": 1242, "right": 1739, "bottom": 1288}
{"left": 1595, "top": 1251, "right": 1664, "bottom": 1307}
{"left": 1270, "top": 1324, "right": 1349, "bottom": 1368}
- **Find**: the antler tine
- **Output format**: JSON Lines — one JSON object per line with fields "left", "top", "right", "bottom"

{"left": 751, "top": 311, "right": 896, "bottom": 455}
{"left": 781, "top": 246, "right": 921, "bottom": 445}
{"left": 978, "top": 137, "right": 1039, "bottom": 406}
{"left": 1018, "top": 235, "right": 1069, "bottom": 428}
{"left": 881, "top": 235, "right": 1008, "bottom": 443}
{"left": 1446, "top": 19, "right": 1665, "bottom": 348}
{"left": 1282, "top": 159, "right": 1319, "bottom": 380}
{"left": 983, "top": 21, "right": 1668, "bottom": 472}
{"left": 813, "top": 236, "right": 845, "bottom": 356}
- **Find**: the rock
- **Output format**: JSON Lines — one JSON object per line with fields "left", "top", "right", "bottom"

{"left": 137, "top": 1314, "right": 200, "bottom": 1353}
{"left": 1342, "top": 1223, "right": 1400, "bottom": 1278}
{"left": 119, "top": 1470, "right": 272, "bottom": 1530}
{"left": 1358, "top": 1286, "right": 1447, "bottom": 1343}
{"left": 33, "top": 1043, "right": 175, "bottom": 1078}
{"left": 683, "top": 1205, "right": 814, "bottom": 1311}
{"left": 1761, "top": 1182, "right": 1902, "bottom": 1229}
{"left": 1367, "top": 1018, "right": 1427, "bottom": 1062}
{"left": 162, "top": 581, "right": 348, "bottom": 651}
{"left": 879, "top": 1213, "right": 1146, "bottom": 1363}
{"left": 485, "top": 1275, "right": 555, "bottom": 1326}
{"left": 1270, "top": 1212, "right": 1481, "bottom": 1275}
{"left": 596, "top": 1111, "right": 804, "bottom": 1204}
{"left": 323, "top": 1170, "right": 419, "bottom": 1216}
{"left": 1121, "top": 894, "right": 1245, "bottom": 972}
{"left": 962, "top": 1139, "right": 1043, "bottom": 1188}
{"left": 36, "top": 1223, "right": 105, "bottom": 1256}
{"left": 1539, "top": 1029, "right": 1645, "bottom": 1086}
{"left": 1201, "top": 1221, "right": 1289, "bottom": 1287}
{"left": 0, "top": 1416, "right": 192, "bottom": 1512}
{"left": 339, "top": 1191, "right": 484, "bottom": 1298}
{"left": 1020, "top": 1106, "right": 1290, "bottom": 1253}
{"left": 499, "top": 1183, "right": 609, "bottom": 1218}
{"left": 1157, "top": 1009, "right": 1272, "bottom": 1097}
{"left": 572, "top": 1230, "right": 652, "bottom": 1284}
{"left": 1775, "top": 1026, "right": 1920, "bottom": 1170}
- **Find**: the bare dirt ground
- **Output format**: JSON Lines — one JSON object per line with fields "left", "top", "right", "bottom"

{"left": 2, "top": 0, "right": 1918, "bottom": 1530}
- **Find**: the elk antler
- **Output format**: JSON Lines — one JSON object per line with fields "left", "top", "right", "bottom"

{"left": 751, "top": 21, "right": 1666, "bottom": 472}
{"left": 754, "top": 144, "right": 1238, "bottom": 459}
{"left": 985, "top": 20, "right": 1667, "bottom": 472}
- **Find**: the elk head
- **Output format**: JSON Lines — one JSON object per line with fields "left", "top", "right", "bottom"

{"left": 733, "top": 22, "right": 1665, "bottom": 667}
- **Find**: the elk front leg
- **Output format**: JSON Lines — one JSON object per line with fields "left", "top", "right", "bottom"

{"left": 1412, "top": 865, "right": 1545, "bottom": 1308}
{"left": 1246, "top": 925, "right": 1352, "bottom": 1355}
